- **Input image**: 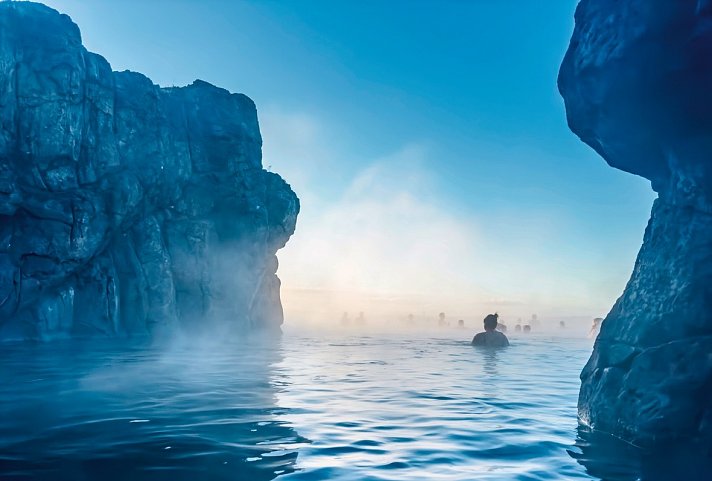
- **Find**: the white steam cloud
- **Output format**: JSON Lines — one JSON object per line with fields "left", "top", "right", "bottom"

{"left": 260, "top": 107, "right": 609, "bottom": 329}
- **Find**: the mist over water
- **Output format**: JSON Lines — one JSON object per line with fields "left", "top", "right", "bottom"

{"left": 0, "top": 323, "right": 685, "bottom": 481}
{"left": 262, "top": 112, "right": 639, "bottom": 327}
{"left": 3, "top": 2, "right": 707, "bottom": 479}
{"left": 0, "top": 337, "right": 303, "bottom": 481}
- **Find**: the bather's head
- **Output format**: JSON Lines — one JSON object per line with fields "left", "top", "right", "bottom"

{"left": 483, "top": 313, "right": 499, "bottom": 331}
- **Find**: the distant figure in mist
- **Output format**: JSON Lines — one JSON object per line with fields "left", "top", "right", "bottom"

{"left": 341, "top": 312, "right": 350, "bottom": 326}
{"left": 407, "top": 314, "right": 415, "bottom": 325}
{"left": 523, "top": 325, "right": 531, "bottom": 333}
{"left": 559, "top": 320, "right": 566, "bottom": 329}
{"left": 589, "top": 317, "right": 603, "bottom": 338}
{"left": 515, "top": 324, "right": 522, "bottom": 332}
{"left": 356, "top": 312, "right": 366, "bottom": 326}
{"left": 471, "top": 313, "right": 509, "bottom": 348}
{"left": 497, "top": 321, "right": 507, "bottom": 332}
{"left": 457, "top": 319, "right": 465, "bottom": 328}
{"left": 438, "top": 312, "right": 447, "bottom": 327}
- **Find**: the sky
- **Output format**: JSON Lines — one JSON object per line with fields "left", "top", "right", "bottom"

{"left": 34, "top": 0, "right": 656, "bottom": 326}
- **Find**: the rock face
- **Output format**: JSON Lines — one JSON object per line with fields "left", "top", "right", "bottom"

{"left": 0, "top": 3, "right": 299, "bottom": 340}
{"left": 559, "top": 1, "right": 712, "bottom": 447}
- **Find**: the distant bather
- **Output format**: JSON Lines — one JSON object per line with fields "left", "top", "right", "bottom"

{"left": 471, "top": 313, "right": 509, "bottom": 348}
{"left": 589, "top": 317, "right": 603, "bottom": 338}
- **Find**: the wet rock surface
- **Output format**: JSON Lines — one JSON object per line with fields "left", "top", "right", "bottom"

{"left": 559, "top": 0, "right": 712, "bottom": 447}
{"left": 0, "top": 2, "right": 299, "bottom": 340}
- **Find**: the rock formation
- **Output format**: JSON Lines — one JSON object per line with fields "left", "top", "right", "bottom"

{"left": 559, "top": 1, "right": 712, "bottom": 447}
{"left": 0, "top": 2, "right": 299, "bottom": 340}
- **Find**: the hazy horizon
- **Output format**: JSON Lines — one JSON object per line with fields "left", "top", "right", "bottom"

{"left": 34, "top": 0, "right": 657, "bottom": 326}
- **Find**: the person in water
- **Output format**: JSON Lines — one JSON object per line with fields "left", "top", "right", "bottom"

{"left": 471, "top": 313, "right": 509, "bottom": 347}
{"left": 589, "top": 317, "right": 603, "bottom": 338}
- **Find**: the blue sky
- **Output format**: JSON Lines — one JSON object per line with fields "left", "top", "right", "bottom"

{"left": 38, "top": 0, "right": 656, "bottom": 324}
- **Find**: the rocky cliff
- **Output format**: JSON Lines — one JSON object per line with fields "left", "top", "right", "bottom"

{"left": 559, "top": 1, "right": 712, "bottom": 447}
{"left": 0, "top": 2, "right": 299, "bottom": 340}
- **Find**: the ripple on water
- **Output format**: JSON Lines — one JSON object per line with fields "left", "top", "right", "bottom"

{"left": 0, "top": 330, "right": 703, "bottom": 480}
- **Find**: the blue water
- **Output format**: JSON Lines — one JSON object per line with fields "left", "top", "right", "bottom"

{"left": 0, "top": 327, "right": 704, "bottom": 480}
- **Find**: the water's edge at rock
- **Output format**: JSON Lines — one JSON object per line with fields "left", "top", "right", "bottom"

{"left": 559, "top": 1, "right": 712, "bottom": 447}
{"left": 0, "top": 2, "right": 299, "bottom": 340}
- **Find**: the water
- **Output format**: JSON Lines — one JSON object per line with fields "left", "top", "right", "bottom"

{"left": 0, "top": 327, "right": 706, "bottom": 480}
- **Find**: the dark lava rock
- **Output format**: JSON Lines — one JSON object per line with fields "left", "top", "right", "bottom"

{"left": 0, "top": 2, "right": 299, "bottom": 340}
{"left": 559, "top": 0, "right": 712, "bottom": 447}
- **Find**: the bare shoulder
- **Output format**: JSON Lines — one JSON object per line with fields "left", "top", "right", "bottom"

{"left": 471, "top": 332, "right": 486, "bottom": 345}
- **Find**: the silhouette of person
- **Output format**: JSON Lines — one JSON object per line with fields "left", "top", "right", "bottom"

{"left": 457, "top": 319, "right": 465, "bottom": 328}
{"left": 356, "top": 312, "right": 366, "bottom": 325}
{"left": 471, "top": 313, "right": 509, "bottom": 347}
{"left": 559, "top": 320, "right": 566, "bottom": 329}
{"left": 589, "top": 317, "right": 603, "bottom": 338}
{"left": 341, "top": 312, "right": 350, "bottom": 326}
{"left": 515, "top": 324, "right": 522, "bottom": 332}
{"left": 438, "top": 312, "right": 446, "bottom": 327}
{"left": 497, "top": 321, "right": 507, "bottom": 332}
{"left": 523, "top": 325, "right": 531, "bottom": 333}
{"left": 407, "top": 314, "right": 415, "bottom": 325}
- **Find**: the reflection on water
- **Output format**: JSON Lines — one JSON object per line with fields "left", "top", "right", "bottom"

{"left": 277, "top": 329, "right": 593, "bottom": 480}
{"left": 570, "top": 427, "right": 712, "bottom": 481}
{"left": 475, "top": 345, "right": 501, "bottom": 375}
{"left": 0, "top": 328, "right": 710, "bottom": 480}
{"left": 0, "top": 337, "right": 306, "bottom": 481}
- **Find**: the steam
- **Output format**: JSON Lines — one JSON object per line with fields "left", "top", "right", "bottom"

{"left": 261, "top": 107, "right": 609, "bottom": 328}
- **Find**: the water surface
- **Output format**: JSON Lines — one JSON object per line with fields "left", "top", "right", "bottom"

{"left": 0, "top": 327, "right": 704, "bottom": 480}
